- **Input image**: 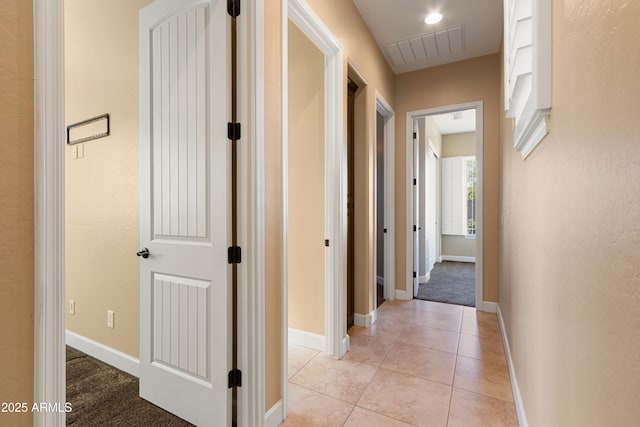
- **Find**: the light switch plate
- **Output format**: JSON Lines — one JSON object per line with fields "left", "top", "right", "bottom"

{"left": 107, "top": 310, "right": 115, "bottom": 328}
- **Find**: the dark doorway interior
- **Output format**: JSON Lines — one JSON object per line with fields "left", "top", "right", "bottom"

{"left": 376, "top": 111, "right": 385, "bottom": 308}
{"left": 346, "top": 78, "right": 358, "bottom": 329}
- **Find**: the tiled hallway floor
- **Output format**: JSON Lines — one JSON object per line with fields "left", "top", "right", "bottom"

{"left": 285, "top": 299, "right": 518, "bottom": 426}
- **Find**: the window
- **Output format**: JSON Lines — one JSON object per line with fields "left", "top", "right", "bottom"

{"left": 503, "top": 0, "right": 552, "bottom": 158}
{"left": 442, "top": 156, "right": 476, "bottom": 237}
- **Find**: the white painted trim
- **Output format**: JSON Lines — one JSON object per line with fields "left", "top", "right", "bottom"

{"left": 436, "top": 256, "right": 443, "bottom": 263}
{"left": 265, "top": 400, "right": 284, "bottom": 427}
{"left": 65, "top": 331, "right": 140, "bottom": 378}
{"left": 419, "top": 273, "right": 430, "bottom": 284}
{"left": 288, "top": 328, "right": 326, "bottom": 352}
{"left": 441, "top": 255, "right": 476, "bottom": 263}
{"left": 395, "top": 288, "right": 413, "bottom": 301}
{"left": 238, "top": 1, "right": 266, "bottom": 426}
{"left": 287, "top": 0, "right": 346, "bottom": 360}
{"left": 406, "top": 102, "right": 485, "bottom": 310}
{"left": 481, "top": 301, "right": 498, "bottom": 313}
{"left": 35, "top": 0, "right": 264, "bottom": 425}
{"left": 34, "top": 0, "right": 66, "bottom": 425}
{"left": 376, "top": 275, "right": 384, "bottom": 285}
{"left": 497, "top": 305, "right": 529, "bottom": 427}
{"left": 353, "top": 310, "right": 377, "bottom": 328}
{"left": 281, "top": 0, "right": 290, "bottom": 420}
{"left": 376, "top": 92, "right": 396, "bottom": 303}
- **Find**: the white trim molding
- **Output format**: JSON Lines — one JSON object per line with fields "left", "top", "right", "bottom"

{"left": 65, "top": 331, "right": 140, "bottom": 378}
{"left": 288, "top": 328, "right": 326, "bottom": 352}
{"left": 238, "top": 0, "right": 266, "bottom": 426}
{"left": 406, "top": 102, "right": 484, "bottom": 309}
{"left": 375, "top": 92, "right": 396, "bottom": 302}
{"left": 34, "top": 0, "right": 66, "bottom": 426}
{"left": 503, "top": 0, "right": 552, "bottom": 158}
{"left": 497, "top": 305, "right": 529, "bottom": 427}
{"left": 395, "top": 288, "right": 413, "bottom": 301}
{"left": 287, "top": 0, "right": 347, "bottom": 360}
{"left": 353, "top": 310, "right": 377, "bottom": 328}
{"left": 441, "top": 255, "right": 476, "bottom": 263}
{"left": 481, "top": 301, "right": 498, "bottom": 313}
{"left": 265, "top": 400, "right": 284, "bottom": 427}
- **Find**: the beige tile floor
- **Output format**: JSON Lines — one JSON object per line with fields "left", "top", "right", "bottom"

{"left": 284, "top": 299, "right": 518, "bottom": 427}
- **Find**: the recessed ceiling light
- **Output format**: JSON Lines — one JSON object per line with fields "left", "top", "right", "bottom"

{"left": 425, "top": 12, "right": 443, "bottom": 25}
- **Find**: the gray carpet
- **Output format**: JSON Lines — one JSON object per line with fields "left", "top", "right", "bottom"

{"left": 416, "top": 261, "right": 475, "bottom": 307}
{"left": 66, "top": 346, "right": 192, "bottom": 426}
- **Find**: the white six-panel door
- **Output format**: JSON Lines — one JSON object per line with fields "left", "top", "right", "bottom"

{"left": 138, "top": 0, "right": 230, "bottom": 425}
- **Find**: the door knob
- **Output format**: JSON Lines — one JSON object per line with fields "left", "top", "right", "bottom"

{"left": 136, "top": 248, "right": 150, "bottom": 259}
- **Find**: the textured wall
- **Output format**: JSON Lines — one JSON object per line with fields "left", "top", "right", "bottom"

{"left": 0, "top": 1, "right": 34, "bottom": 426}
{"left": 395, "top": 54, "right": 501, "bottom": 302}
{"left": 499, "top": 1, "right": 640, "bottom": 424}
{"left": 65, "top": 0, "right": 152, "bottom": 358}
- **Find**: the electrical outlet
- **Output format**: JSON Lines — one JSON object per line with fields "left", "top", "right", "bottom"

{"left": 107, "top": 310, "right": 115, "bottom": 328}
{"left": 69, "top": 299, "right": 75, "bottom": 315}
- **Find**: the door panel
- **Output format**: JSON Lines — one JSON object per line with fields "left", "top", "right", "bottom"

{"left": 428, "top": 148, "right": 437, "bottom": 271}
{"left": 139, "top": 0, "right": 230, "bottom": 425}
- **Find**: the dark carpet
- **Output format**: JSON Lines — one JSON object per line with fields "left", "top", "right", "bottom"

{"left": 66, "top": 346, "right": 192, "bottom": 426}
{"left": 416, "top": 261, "right": 475, "bottom": 307}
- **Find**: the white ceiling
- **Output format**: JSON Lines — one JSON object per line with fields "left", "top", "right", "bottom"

{"left": 431, "top": 109, "right": 476, "bottom": 135}
{"left": 352, "top": 0, "right": 503, "bottom": 74}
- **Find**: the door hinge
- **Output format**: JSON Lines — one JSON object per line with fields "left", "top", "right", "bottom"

{"left": 383, "top": 228, "right": 387, "bottom": 234}
{"left": 413, "top": 132, "right": 417, "bottom": 139}
{"left": 413, "top": 178, "right": 416, "bottom": 185}
{"left": 228, "top": 369, "right": 242, "bottom": 388}
{"left": 228, "top": 122, "right": 241, "bottom": 141}
{"left": 325, "top": 239, "right": 330, "bottom": 247}
{"left": 413, "top": 225, "right": 417, "bottom": 232}
{"left": 228, "top": 246, "right": 242, "bottom": 264}
{"left": 413, "top": 271, "right": 417, "bottom": 278}
{"left": 227, "top": 0, "right": 240, "bottom": 17}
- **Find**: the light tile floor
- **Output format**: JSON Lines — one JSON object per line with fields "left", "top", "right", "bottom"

{"left": 285, "top": 299, "right": 518, "bottom": 427}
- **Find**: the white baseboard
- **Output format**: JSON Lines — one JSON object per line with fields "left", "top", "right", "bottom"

{"left": 288, "top": 328, "right": 325, "bottom": 352}
{"left": 395, "top": 287, "right": 413, "bottom": 301}
{"left": 437, "top": 256, "right": 443, "bottom": 263}
{"left": 419, "top": 272, "right": 430, "bottom": 284}
{"left": 65, "top": 330, "right": 139, "bottom": 378}
{"left": 376, "top": 275, "right": 384, "bottom": 285}
{"left": 441, "top": 255, "right": 476, "bottom": 263}
{"left": 354, "top": 310, "right": 377, "bottom": 328}
{"left": 265, "top": 400, "right": 283, "bottom": 427}
{"left": 497, "top": 306, "right": 528, "bottom": 427}
{"left": 481, "top": 301, "right": 498, "bottom": 313}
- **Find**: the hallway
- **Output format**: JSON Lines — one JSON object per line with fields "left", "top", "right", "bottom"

{"left": 286, "top": 300, "right": 517, "bottom": 426}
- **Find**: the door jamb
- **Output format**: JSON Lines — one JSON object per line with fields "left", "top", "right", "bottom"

{"left": 33, "top": 0, "right": 265, "bottom": 425}
{"left": 404, "top": 102, "right": 485, "bottom": 310}
{"left": 285, "top": 0, "right": 346, "bottom": 359}
{"left": 375, "top": 94, "right": 395, "bottom": 303}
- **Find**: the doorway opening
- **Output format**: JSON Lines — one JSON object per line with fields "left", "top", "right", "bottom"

{"left": 346, "top": 78, "right": 358, "bottom": 328}
{"left": 407, "top": 102, "right": 484, "bottom": 309}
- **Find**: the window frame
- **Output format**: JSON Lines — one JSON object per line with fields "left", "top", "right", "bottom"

{"left": 503, "top": 0, "right": 552, "bottom": 158}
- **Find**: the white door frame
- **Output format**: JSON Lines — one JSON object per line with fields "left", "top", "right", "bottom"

{"left": 33, "top": 0, "right": 266, "bottom": 425}
{"left": 285, "top": 0, "right": 346, "bottom": 358}
{"left": 405, "top": 101, "right": 485, "bottom": 310}
{"left": 375, "top": 94, "right": 395, "bottom": 303}
{"left": 282, "top": 0, "right": 346, "bottom": 420}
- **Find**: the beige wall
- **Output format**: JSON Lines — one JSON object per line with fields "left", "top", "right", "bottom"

{"left": 287, "top": 21, "right": 325, "bottom": 335}
{"left": 64, "top": 0, "right": 151, "bottom": 358}
{"left": 0, "top": 1, "right": 34, "bottom": 425}
{"left": 499, "top": 1, "right": 640, "bottom": 425}
{"left": 264, "top": 0, "right": 283, "bottom": 410}
{"left": 395, "top": 54, "right": 500, "bottom": 302}
{"left": 442, "top": 131, "right": 475, "bottom": 157}
{"left": 305, "top": 0, "right": 395, "bottom": 316}
{"left": 441, "top": 132, "right": 476, "bottom": 258}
